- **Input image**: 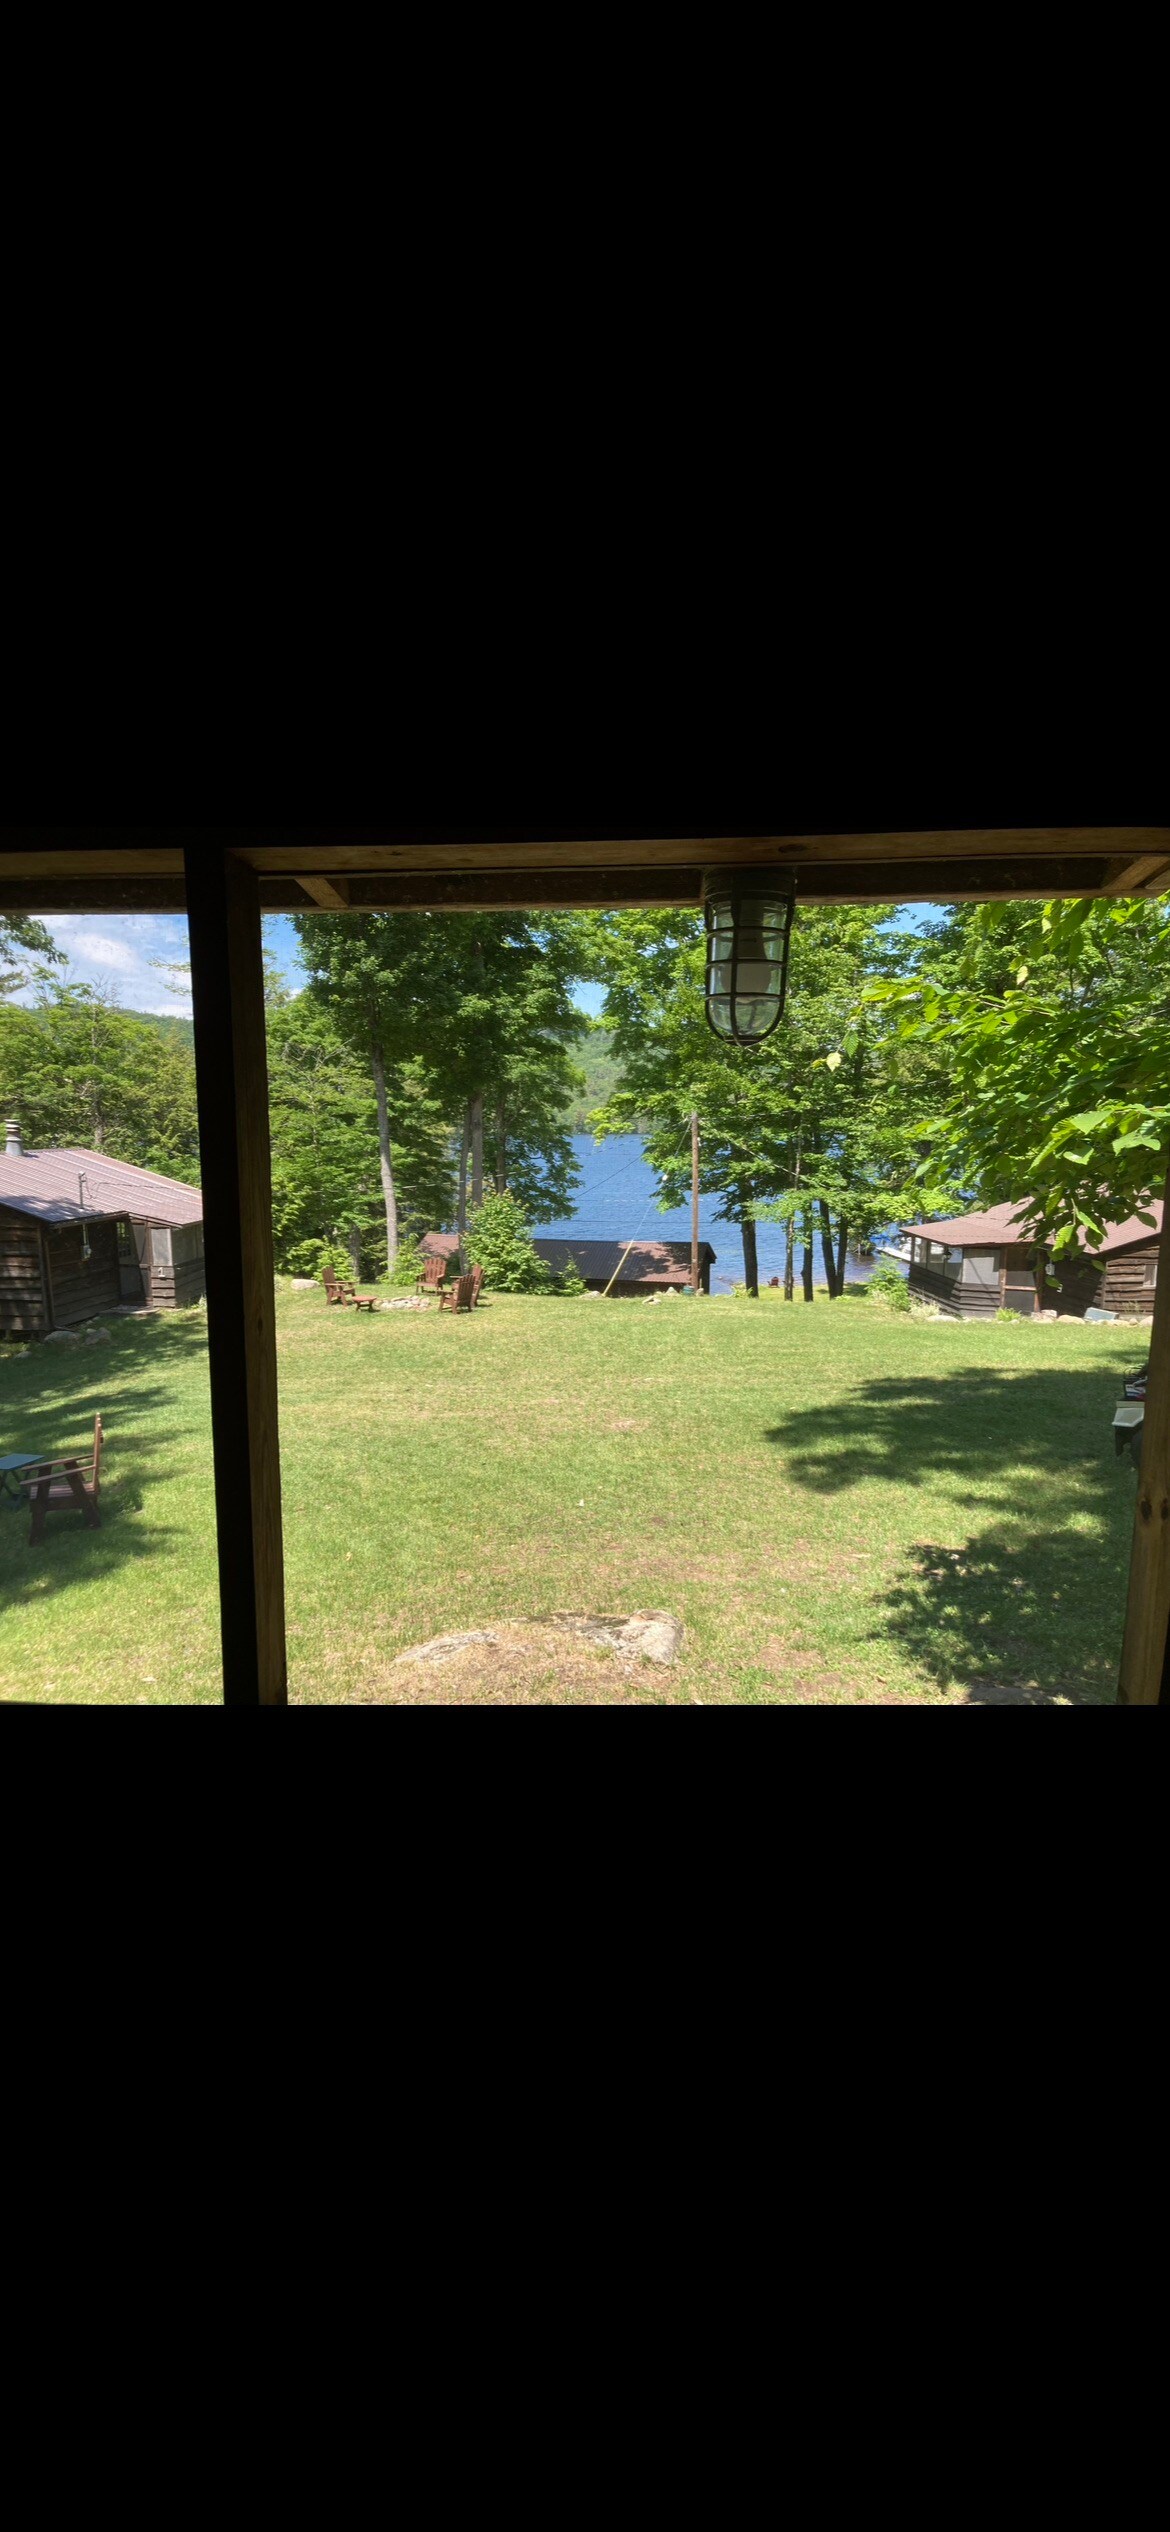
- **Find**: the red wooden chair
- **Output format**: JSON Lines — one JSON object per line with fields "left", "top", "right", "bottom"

{"left": 470, "top": 1265, "right": 486, "bottom": 1308}
{"left": 323, "top": 1268, "right": 356, "bottom": 1306}
{"left": 21, "top": 1417, "right": 104, "bottom": 1546}
{"left": 439, "top": 1274, "right": 476, "bottom": 1315}
{"left": 416, "top": 1256, "right": 449, "bottom": 1295}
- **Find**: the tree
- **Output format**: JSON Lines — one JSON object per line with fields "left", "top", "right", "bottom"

{"left": 266, "top": 993, "right": 454, "bottom": 1278}
{"left": 859, "top": 894, "right": 1170, "bottom": 1261}
{"left": 585, "top": 905, "right": 931, "bottom": 1297}
{"left": 465, "top": 1191, "right": 553, "bottom": 1293}
{"left": 293, "top": 911, "right": 588, "bottom": 1268}
{"left": 0, "top": 914, "right": 60, "bottom": 1002}
{"left": 0, "top": 981, "right": 200, "bottom": 1174}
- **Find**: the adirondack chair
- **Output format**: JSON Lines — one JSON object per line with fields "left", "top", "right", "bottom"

{"left": 470, "top": 1265, "right": 486, "bottom": 1308}
{"left": 21, "top": 1417, "right": 103, "bottom": 1546}
{"left": 439, "top": 1273, "right": 475, "bottom": 1315}
{"left": 323, "top": 1268, "right": 356, "bottom": 1306}
{"left": 416, "top": 1256, "right": 449, "bottom": 1295}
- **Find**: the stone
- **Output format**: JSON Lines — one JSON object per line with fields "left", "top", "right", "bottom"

{"left": 395, "top": 1632, "right": 502, "bottom": 1667}
{"left": 292, "top": 1278, "right": 318, "bottom": 1292}
{"left": 548, "top": 1611, "right": 685, "bottom": 1666}
{"left": 83, "top": 1327, "right": 112, "bottom": 1347}
{"left": 43, "top": 1330, "right": 82, "bottom": 1346}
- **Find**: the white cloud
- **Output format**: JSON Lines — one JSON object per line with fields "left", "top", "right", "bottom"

{"left": 10, "top": 914, "right": 193, "bottom": 1016}
{"left": 9, "top": 911, "right": 304, "bottom": 1020}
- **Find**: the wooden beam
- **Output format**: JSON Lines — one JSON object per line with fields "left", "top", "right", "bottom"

{"left": 237, "top": 824, "right": 1170, "bottom": 876}
{"left": 1117, "top": 1170, "right": 1170, "bottom": 1705}
{"left": 185, "top": 846, "right": 288, "bottom": 1708}
{"left": 296, "top": 874, "right": 351, "bottom": 909}
{"left": 2, "top": 853, "right": 1157, "bottom": 916}
{"left": 1105, "top": 854, "right": 1170, "bottom": 895}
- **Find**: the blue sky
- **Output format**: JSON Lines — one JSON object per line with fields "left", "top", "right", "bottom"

{"left": 14, "top": 908, "right": 938, "bottom": 1020}
{"left": 14, "top": 913, "right": 610, "bottom": 1018}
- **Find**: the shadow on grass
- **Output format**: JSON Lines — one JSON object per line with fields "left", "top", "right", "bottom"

{"left": 764, "top": 1366, "right": 1135, "bottom": 1507}
{"left": 876, "top": 1526, "right": 1123, "bottom": 1705}
{"left": 0, "top": 1315, "right": 211, "bottom": 1621}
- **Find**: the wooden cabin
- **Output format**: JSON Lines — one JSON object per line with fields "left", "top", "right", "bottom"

{"left": 0, "top": 1130, "right": 205, "bottom": 1317}
{"left": 905, "top": 1201, "right": 1162, "bottom": 1319}
{"left": 0, "top": 1196, "right": 123, "bottom": 1335}
{"left": 421, "top": 1231, "right": 716, "bottom": 1296}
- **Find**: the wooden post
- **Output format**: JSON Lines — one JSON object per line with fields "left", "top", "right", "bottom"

{"left": 691, "top": 1113, "right": 701, "bottom": 1295}
{"left": 1118, "top": 1167, "right": 1170, "bottom": 1704}
{"left": 185, "top": 846, "right": 288, "bottom": 1708}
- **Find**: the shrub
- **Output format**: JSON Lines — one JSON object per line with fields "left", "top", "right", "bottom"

{"left": 287, "top": 1238, "right": 357, "bottom": 1285}
{"left": 466, "top": 1192, "right": 553, "bottom": 1294}
{"left": 867, "top": 1262, "right": 911, "bottom": 1313}
{"left": 558, "top": 1255, "right": 589, "bottom": 1297}
{"left": 380, "top": 1242, "right": 428, "bottom": 1293}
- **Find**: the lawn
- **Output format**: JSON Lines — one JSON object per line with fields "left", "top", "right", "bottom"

{"left": 0, "top": 1289, "right": 1145, "bottom": 1704}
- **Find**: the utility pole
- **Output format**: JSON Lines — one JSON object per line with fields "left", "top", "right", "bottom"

{"left": 691, "top": 1113, "right": 701, "bottom": 1296}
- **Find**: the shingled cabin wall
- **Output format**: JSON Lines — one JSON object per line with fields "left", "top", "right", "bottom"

{"left": 1099, "top": 1239, "right": 1159, "bottom": 1316}
{"left": 43, "top": 1220, "right": 121, "bottom": 1326}
{"left": 0, "top": 1206, "right": 49, "bottom": 1335}
{"left": 140, "top": 1222, "right": 206, "bottom": 1309}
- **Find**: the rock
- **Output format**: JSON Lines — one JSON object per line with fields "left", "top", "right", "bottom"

{"left": 395, "top": 1632, "right": 502, "bottom": 1667}
{"left": 1035, "top": 1309, "right": 1058, "bottom": 1322}
{"left": 548, "top": 1611, "right": 685, "bottom": 1666}
{"left": 292, "top": 1278, "right": 318, "bottom": 1292}
{"left": 43, "top": 1330, "right": 82, "bottom": 1346}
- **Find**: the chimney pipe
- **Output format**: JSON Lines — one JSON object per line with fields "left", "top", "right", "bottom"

{"left": 5, "top": 1121, "right": 23, "bottom": 1157}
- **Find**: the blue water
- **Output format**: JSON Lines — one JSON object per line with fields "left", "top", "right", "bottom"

{"left": 534, "top": 1136, "right": 902, "bottom": 1290}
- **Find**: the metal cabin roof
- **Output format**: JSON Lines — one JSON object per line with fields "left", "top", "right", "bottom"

{"left": 906, "top": 1200, "right": 1164, "bottom": 1256}
{"left": 0, "top": 1189, "right": 121, "bottom": 1228}
{"left": 0, "top": 1146, "right": 203, "bottom": 1230}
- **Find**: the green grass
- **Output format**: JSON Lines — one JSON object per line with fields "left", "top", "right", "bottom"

{"left": 0, "top": 1291, "right": 1146, "bottom": 1704}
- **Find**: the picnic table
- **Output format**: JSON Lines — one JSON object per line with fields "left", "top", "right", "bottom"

{"left": 0, "top": 1453, "right": 39, "bottom": 1504}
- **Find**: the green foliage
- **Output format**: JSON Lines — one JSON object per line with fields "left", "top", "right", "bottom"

{"left": 0, "top": 981, "right": 200, "bottom": 1175}
{"left": 266, "top": 994, "right": 453, "bottom": 1281}
{"left": 860, "top": 895, "right": 1170, "bottom": 1256}
{"left": 286, "top": 1237, "right": 355, "bottom": 1284}
{"left": 380, "top": 1242, "right": 428, "bottom": 1292}
{"left": 867, "top": 1262, "right": 911, "bottom": 1312}
{"left": 557, "top": 1254, "right": 589, "bottom": 1296}
{"left": 465, "top": 1192, "right": 553, "bottom": 1293}
{"left": 293, "top": 911, "right": 588, "bottom": 1264}
{"left": 561, "top": 1024, "right": 647, "bottom": 1133}
{"left": 0, "top": 914, "right": 61, "bottom": 1001}
{"left": 584, "top": 904, "right": 936, "bottom": 1295}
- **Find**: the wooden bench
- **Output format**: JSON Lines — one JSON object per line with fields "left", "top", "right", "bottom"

{"left": 323, "top": 1268, "right": 356, "bottom": 1306}
{"left": 351, "top": 1294, "right": 378, "bottom": 1314}
{"left": 416, "top": 1257, "right": 449, "bottom": 1295}
{"left": 20, "top": 1416, "right": 104, "bottom": 1546}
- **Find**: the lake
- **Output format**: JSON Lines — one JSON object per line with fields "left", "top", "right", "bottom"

{"left": 534, "top": 1136, "right": 903, "bottom": 1289}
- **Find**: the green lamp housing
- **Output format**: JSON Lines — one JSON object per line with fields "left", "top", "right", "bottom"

{"left": 704, "top": 867, "right": 798, "bottom": 1045}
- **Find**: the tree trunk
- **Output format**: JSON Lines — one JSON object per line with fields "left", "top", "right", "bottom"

{"left": 347, "top": 1228, "right": 363, "bottom": 1281}
{"left": 471, "top": 1093, "right": 485, "bottom": 1210}
{"left": 496, "top": 1094, "right": 507, "bottom": 1195}
{"left": 819, "top": 1200, "right": 838, "bottom": 1297}
{"left": 802, "top": 1213, "right": 815, "bottom": 1303}
{"left": 741, "top": 1210, "right": 760, "bottom": 1298}
{"left": 370, "top": 1038, "right": 399, "bottom": 1273}
{"left": 786, "top": 1131, "right": 802, "bottom": 1301}
{"left": 836, "top": 1218, "right": 849, "bottom": 1297}
{"left": 457, "top": 1107, "right": 471, "bottom": 1248}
